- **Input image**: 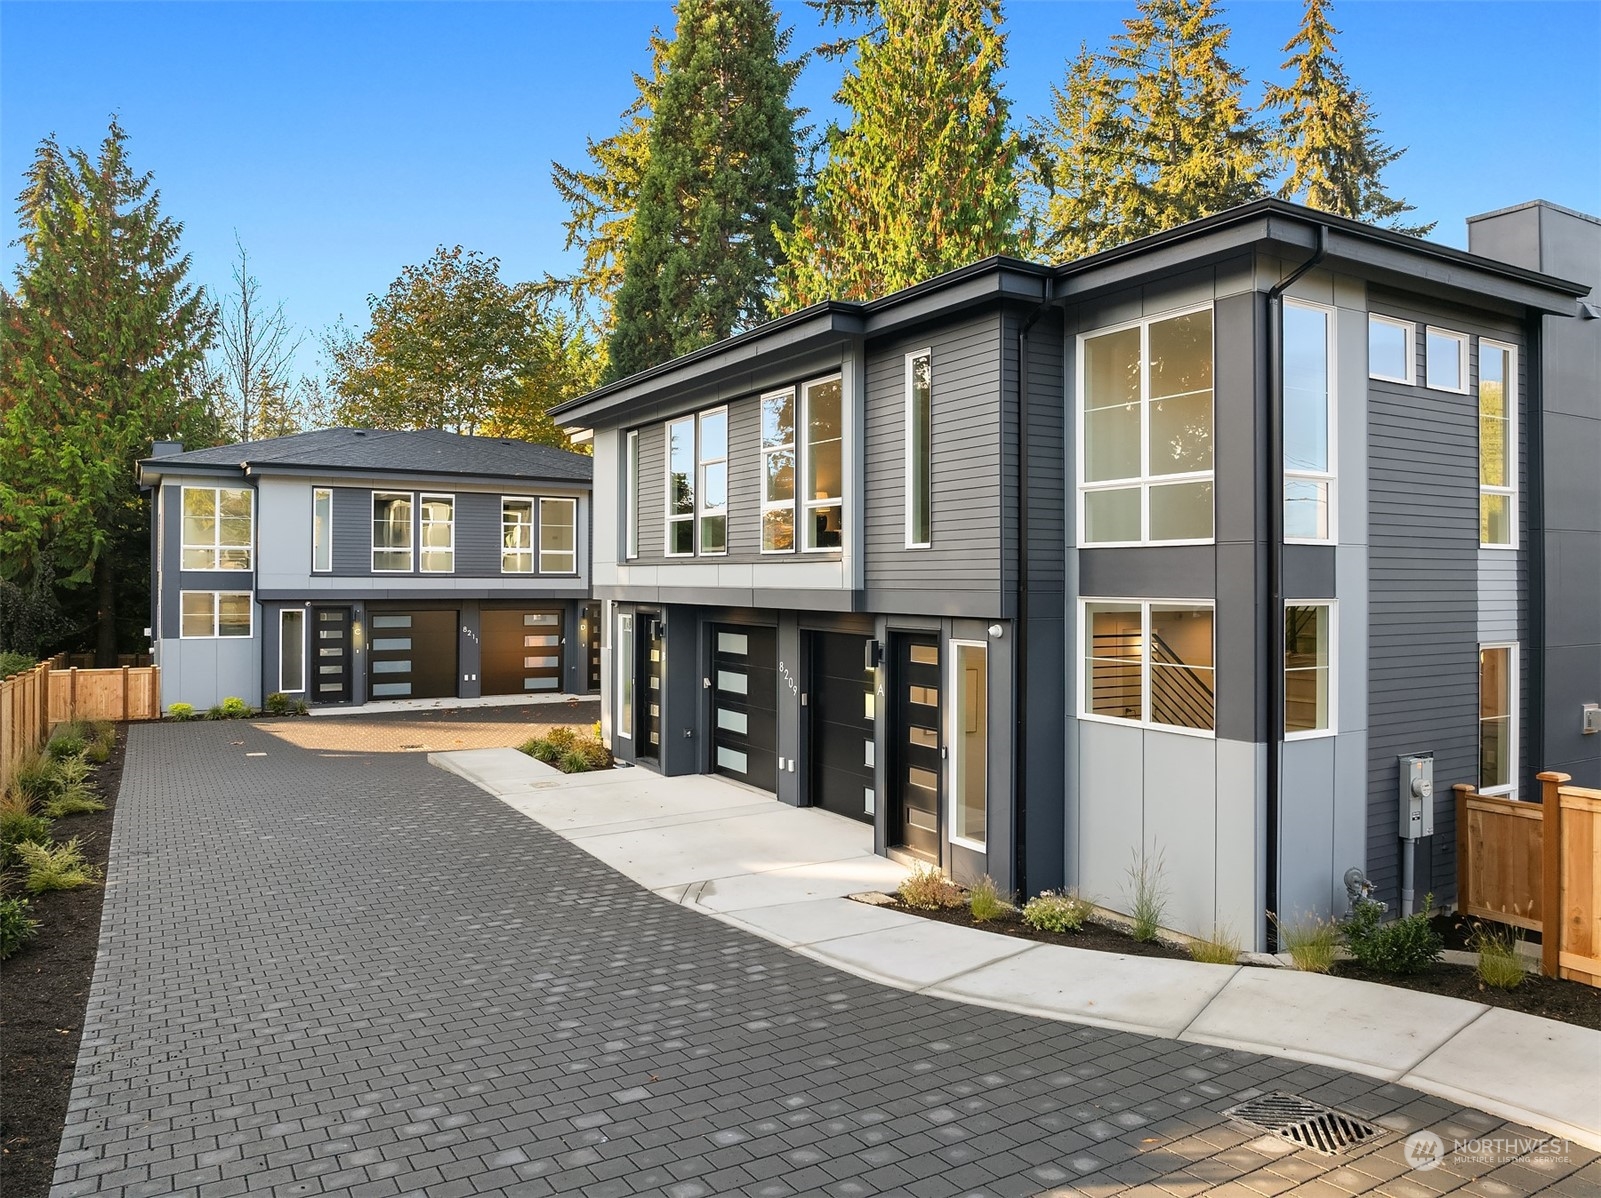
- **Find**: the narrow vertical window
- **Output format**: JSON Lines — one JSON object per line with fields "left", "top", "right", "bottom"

{"left": 1479, "top": 645, "right": 1516, "bottom": 795}
{"left": 803, "top": 376, "right": 844, "bottom": 550}
{"left": 280, "top": 608, "right": 306, "bottom": 693}
{"left": 1479, "top": 340, "right": 1516, "bottom": 548}
{"left": 1285, "top": 604, "right": 1334, "bottom": 736}
{"left": 539, "top": 497, "right": 577, "bottom": 573}
{"left": 950, "top": 641, "right": 987, "bottom": 849}
{"left": 617, "top": 612, "right": 635, "bottom": 739}
{"left": 1425, "top": 327, "right": 1469, "bottom": 393}
{"left": 698, "top": 408, "right": 728, "bottom": 555}
{"left": 907, "top": 350, "right": 931, "bottom": 547}
{"left": 312, "top": 488, "right": 333, "bottom": 572}
{"left": 760, "top": 389, "right": 796, "bottom": 552}
{"left": 502, "top": 498, "right": 534, "bottom": 573}
{"left": 419, "top": 495, "right": 454, "bottom": 573}
{"left": 1284, "top": 301, "right": 1334, "bottom": 541}
{"left": 625, "top": 430, "right": 640, "bottom": 560}
{"left": 1368, "top": 315, "right": 1414, "bottom": 384}
{"left": 666, "top": 417, "right": 694, "bottom": 556}
{"left": 372, "top": 492, "right": 413, "bottom": 571}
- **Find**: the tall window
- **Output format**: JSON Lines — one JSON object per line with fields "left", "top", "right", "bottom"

{"left": 419, "top": 495, "right": 454, "bottom": 573}
{"left": 666, "top": 416, "right": 695, "bottom": 556}
{"left": 180, "top": 591, "right": 252, "bottom": 638}
{"left": 1080, "top": 308, "right": 1214, "bottom": 545}
{"left": 1284, "top": 301, "right": 1334, "bottom": 542}
{"left": 803, "top": 376, "right": 844, "bottom": 550}
{"left": 1368, "top": 314, "right": 1414, "bottom": 384}
{"left": 698, "top": 408, "right": 728, "bottom": 555}
{"left": 617, "top": 612, "right": 634, "bottom": 739}
{"left": 950, "top": 641, "right": 987, "bottom": 849}
{"left": 907, "top": 350, "right": 932, "bottom": 547}
{"left": 372, "top": 492, "right": 413, "bottom": 571}
{"left": 540, "top": 497, "right": 577, "bottom": 573}
{"left": 312, "top": 488, "right": 333, "bottom": 573}
{"left": 1479, "top": 645, "right": 1517, "bottom": 796}
{"left": 1426, "top": 326, "right": 1469, "bottom": 393}
{"left": 502, "top": 498, "right": 534, "bottom": 573}
{"left": 181, "top": 487, "right": 253, "bottom": 570}
{"left": 1285, "top": 604, "right": 1334, "bottom": 736}
{"left": 280, "top": 608, "right": 306, "bottom": 692}
{"left": 1082, "top": 601, "right": 1214, "bottom": 733}
{"left": 1480, "top": 340, "right": 1517, "bottom": 548}
{"left": 625, "top": 430, "right": 640, "bottom": 560}
{"left": 761, "top": 389, "right": 796, "bottom": 552}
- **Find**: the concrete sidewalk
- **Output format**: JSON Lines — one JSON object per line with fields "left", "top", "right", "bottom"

{"left": 434, "top": 747, "right": 1601, "bottom": 1153}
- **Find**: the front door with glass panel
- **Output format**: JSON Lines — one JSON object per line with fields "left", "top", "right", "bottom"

{"left": 367, "top": 609, "right": 457, "bottom": 700}
{"left": 311, "top": 606, "right": 352, "bottom": 703}
{"left": 710, "top": 624, "right": 777, "bottom": 792}
{"left": 809, "top": 632, "right": 876, "bottom": 824}
{"left": 582, "top": 602, "right": 601, "bottom": 692}
{"left": 638, "top": 614, "right": 663, "bottom": 760}
{"left": 893, "top": 635, "right": 941, "bottom": 858}
{"left": 481, "top": 609, "right": 563, "bottom": 696}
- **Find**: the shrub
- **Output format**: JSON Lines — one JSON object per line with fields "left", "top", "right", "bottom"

{"left": 1022, "top": 890, "right": 1094, "bottom": 933}
{"left": 0, "top": 896, "right": 39, "bottom": 959}
{"left": 1468, "top": 920, "right": 1526, "bottom": 990}
{"left": 168, "top": 702, "right": 196, "bottom": 721}
{"left": 968, "top": 875, "right": 1012, "bottom": 923}
{"left": 15, "top": 837, "right": 101, "bottom": 893}
{"left": 52, "top": 754, "right": 93, "bottom": 790}
{"left": 292, "top": 699, "right": 309, "bottom": 715}
{"left": 1343, "top": 896, "right": 1443, "bottom": 976}
{"left": 1126, "top": 847, "right": 1168, "bottom": 942}
{"left": 219, "top": 696, "right": 254, "bottom": 718}
{"left": 545, "top": 726, "right": 579, "bottom": 752}
{"left": 0, "top": 651, "right": 38, "bottom": 680}
{"left": 263, "top": 692, "right": 292, "bottom": 716}
{"left": 1271, "top": 913, "right": 1339, "bottom": 973}
{"left": 86, "top": 738, "right": 112, "bottom": 764}
{"left": 898, "top": 863, "right": 964, "bottom": 911}
{"left": 47, "top": 734, "right": 87, "bottom": 760}
{"left": 556, "top": 749, "right": 591, "bottom": 774}
{"left": 576, "top": 737, "right": 612, "bottom": 770}
{"left": 522, "top": 737, "right": 562, "bottom": 764}
{"left": 204, "top": 705, "right": 226, "bottom": 720}
{"left": 0, "top": 802, "right": 53, "bottom": 853}
{"left": 1188, "top": 927, "right": 1241, "bottom": 965}
{"left": 8, "top": 753, "right": 58, "bottom": 804}
{"left": 43, "top": 787, "right": 106, "bottom": 818}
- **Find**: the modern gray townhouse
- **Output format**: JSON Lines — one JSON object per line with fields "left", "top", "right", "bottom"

{"left": 552, "top": 197, "right": 1600, "bottom": 949}
{"left": 140, "top": 428, "right": 596, "bottom": 710}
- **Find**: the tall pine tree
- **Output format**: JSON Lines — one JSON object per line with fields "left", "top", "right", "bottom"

{"left": 0, "top": 120, "right": 215, "bottom": 662}
{"left": 775, "top": 0, "right": 1023, "bottom": 309}
{"left": 1264, "top": 0, "right": 1433, "bottom": 236}
{"left": 1027, "top": 43, "right": 1132, "bottom": 261}
{"left": 606, "top": 0, "right": 799, "bottom": 380}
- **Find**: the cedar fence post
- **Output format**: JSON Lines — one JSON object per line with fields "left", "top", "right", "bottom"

{"left": 1538, "top": 771, "right": 1571, "bottom": 979}
{"left": 121, "top": 665, "right": 130, "bottom": 721}
{"left": 1454, "top": 783, "right": 1474, "bottom": 915}
{"left": 69, "top": 667, "right": 78, "bottom": 722}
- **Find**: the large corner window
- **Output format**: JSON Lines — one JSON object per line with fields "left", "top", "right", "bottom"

{"left": 760, "top": 389, "right": 796, "bottom": 552}
{"left": 1480, "top": 340, "right": 1517, "bottom": 548}
{"left": 540, "top": 497, "right": 577, "bottom": 573}
{"left": 698, "top": 409, "right": 728, "bottom": 555}
{"left": 1082, "top": 600, "right": 1214, "bottom": 733}
{"left": 617, "top": 612, "right": 635, "bottom": 740}
{"left": 180, "top": 591, "right": 252, "bottom": 639}
{"left": 665, "top": 416, "right": 695, "bottom": 556}
{"left": 181, "top": 486, "right": 253, "bottom": 571}
{"left": 1368, "top": 314, "right": 1415, "bottom": 384}
{"left": 419, "top": 494, "right": 454, "bottom": 573}
{"left": 372, "top": 492, "right": 413, "bottom": 572}
{"left": 279, "top": 608, "right": 306, "bottom": 693}
{"left": 906, "top": 350, "right": 932, "bottom": 548}
{"left": 1079, "top": 307, "right": 1214, "bottom": 545}
{"left": 502, "top": 498, "right": 534, "bottom": 573}
{"left": 1425, "top": 326, "right": 1469, "bottom": 393}
{"left": 1284, "top": 300, "right": 1335, "bottom": 542}
{"left": 1479, "top": 645, "right": 1517, "bottom": 796}
{"left": 1285, "top": 603, "right": 1334, "bottom": 737}
{"left": 803, "top": 376, "right": 844, "bottom": 550}
{"left": 625, "top": 429, "right": 640, "bottom": 560}
{"left": 312, "top": 488, "right": 333, "bottom": 573}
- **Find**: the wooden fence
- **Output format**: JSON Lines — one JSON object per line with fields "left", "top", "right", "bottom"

{"left": 1, "top": 655, "right": 59, "bottom": 795}
{"left": 1456, "top": 772, "right": 1601, "bottom": 987}
{"left": 48, "top": 666, "right": 162, "bottom": 724}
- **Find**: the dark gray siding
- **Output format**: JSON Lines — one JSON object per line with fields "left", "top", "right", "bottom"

{"left": 454, "top": 491, "right": 502, "bottom": 575}
{"left": 332, "top": 486, "right": 373, "bottom": 575}
{"left": 633, "top": 422, "right": 666, "bottom": 560}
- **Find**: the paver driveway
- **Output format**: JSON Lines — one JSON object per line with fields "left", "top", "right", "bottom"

{"left": 53, "top": 721, "right": 1598, "bottom": 1198}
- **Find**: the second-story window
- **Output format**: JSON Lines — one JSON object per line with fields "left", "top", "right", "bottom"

{"left": 666, "top": 416, "right": 695, "bottom": 556}
{"left": 1425, "top": 326, "right": 1469, "bottom": 393}
{"left": 906, "top": 350, "right": 931, "bottom": 548}
{"left": 665, "top": 410, "right": 728, "bottom": 557}
{"left": 803, "top": 376, "right": 844, "bottom": 550}
{"left": 372, "top": 492, "right": 412, "bottom": 572}
{"left": 698, "top": 408, "right": 727, "bottom": 555}
{"left": 418, "top": 495, "right": 454, "bottom": 572}
{"left": 761, "top": 389, "right": 796, "bottom": 552}
{"left": 1284, "top": 300, "right": 1335, "bottom": 542}
{"left": 625, "top": 429, "right": 640, "bottom": 560}
{"left": 540, "top": 497, "right": 577, "bottom": 573}
{"left": 503, "top": 498, "right": 534, "bottom": 573}
{"left": 312, "top": 488, "right": 333, "bottom": 572}
{"left": 182, "top": 486, "right": 253, "bottom": 570}
{"left": 1480, "top": 340, "right": 1517, "bottom": 547}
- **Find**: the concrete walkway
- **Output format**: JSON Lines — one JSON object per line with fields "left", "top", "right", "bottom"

{"left": 435, "top": 748, "right": 1601, "bottom": 1154}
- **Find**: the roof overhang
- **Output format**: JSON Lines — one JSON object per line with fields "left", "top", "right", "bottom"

{"left": 138, "top": 458, "right": 590, "bottom": 490}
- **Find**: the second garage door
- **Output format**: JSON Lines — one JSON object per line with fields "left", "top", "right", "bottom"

{"left": 481, "top": 609, "right": 564, "bottom": 695}
{"left": 711, "top": 624, "right": 777, "bottom": 792}
{"left": 367, "top": 610, "right": 458, "bottom": 700}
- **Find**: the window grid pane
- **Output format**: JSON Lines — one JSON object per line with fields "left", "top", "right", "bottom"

{"left": 540, "top": 498, "right": 577, "bottom": 573}
{"left": 698, "top": 410, "right": 727, "bottom": 556}
{"left": 667, "top": 417, "right": 694, "bottom": 555}
{"left": 419, "top": 496, "right": 453, "bottom": 573}
{"left": 181, "top": 487, "right": 253, "bottom": 571}
{"left": 1285, "top": 605, "right": 1332, "bottom": 734}
{"left": 372, "top": 493, "right": 412, "bottom": 570}
{"left": 1083, "top": 602, "right": 1214, "bottom": 733}
{"left": 502, "top": 500, "right": 534, "bottom": 573}
{"left": 761, "top": 390, "right": 797, "bottom": 552}
{"left": 908, "top": 353, "right": 931, "bottom": 545}
{"left": 803, "top": 378, "right": 844, "bottom": 550}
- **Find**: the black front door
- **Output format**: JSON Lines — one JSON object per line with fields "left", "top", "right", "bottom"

{"left": 638, "top": 614, "right": 663, "bottom": 760}
{"left": 810, "top": 632, "right": 875, "bottom": 824}
{"left": 894, "top": 634, "right": 941, "bottom": 858}
{"left": 582, "top": 602, "right": 602, "bottom": 692}
{"left": 368, "top": 610, "right": 458, "bottom": 700}
{"left": 311, "top": 606, "right": 352, "bottom": 703}
{"left": 711, "top": 624, "right": 778, "bottom": 792}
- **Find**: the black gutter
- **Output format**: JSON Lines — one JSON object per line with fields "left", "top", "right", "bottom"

{"left": 1263, "top": 223, "right": 1328, "bottom": 949}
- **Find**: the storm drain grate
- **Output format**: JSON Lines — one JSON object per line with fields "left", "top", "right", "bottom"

{"left": 1222, "top": 1093, "right": 1382, "bottom": 1155}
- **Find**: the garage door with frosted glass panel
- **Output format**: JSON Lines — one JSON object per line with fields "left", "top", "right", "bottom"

{"left": 711, "top": 625, "right": 777, "bottom": 792}
{"left": 481, "top": 609, "right": 564, "bottom": 695}
{"left": 367, "top": 610, "right": 457, "bottom": 700}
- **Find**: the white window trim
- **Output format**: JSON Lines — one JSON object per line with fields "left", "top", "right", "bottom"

{"left": 1284, "top": 600, "right": 1337, "bottom": 741}
{"left": 1479, "top": 338, "right": 1519, "bottom": 550}
{"left": 371, "top": 491, "right": 414, "bottom": 573}
{"left": 501, "top": 495, "right": 536, "bottom": 575}
{"left": 1478, "top": 642, "right": 1519, "bottom": 798}
{"left": 905, "top": 349, "right": 932, "bottom": 549}
{"left": 1367, "top": 313, "right": 1416, "bottom": 385}
{"left": 179, "top": 591, "right": 254, "bottom": 639}
{"left": 278, "top": 607, "right": 307, "bottom": 693}
{"left": 697, "top": 407, "right": 728, "bottom": 558}
{"left": 180, "top": 485, "right": 255, "bottom": 572}
{"left": 665, "top": 416, "right": 695, "bottom": 557}
{"left": 625, "top": 430, "right": 640, "bottom": 561}
{"left": 615, "top": 612, "right": 634, "bottom": 740}
{"left": 1283, "top": 299, "right": 1338, "bottom": 546}
{"left": 801, "top": 374, "right": 846, "bottom": 553}
{"left": 1077, "top": 597, "right": 1216, "bottom": 739}
{"left": 312, "top": 488, "right": 333, "bottom": 574}
{"left": 759, "top": 387, "right": 798, "bottom": 555}
{"left": 1425, "top": 325, "right": 1471, "bottom": 394}
{"left": 539, "top": 496, "right": 579, "bottom": 575}
{"left": 1075, "top": 303, "right": 1215, "bottom": 549}
{"left": 418, "top": 492, "right": 455, "bottom": 574}
{"left": 946, "top": 638, "right": 988, "bottom": 852}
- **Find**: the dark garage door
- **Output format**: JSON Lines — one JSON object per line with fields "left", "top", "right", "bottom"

{"left": 367, "top": 610, "right": 458, "bottom": 700}
{"left": 711, "top": 624, "right": 777, "bottom": 792}
{"left": 809, "top": 632, "right": 875, "bottom": 824}
{"left": 481, "top": 609, "right": 564, "bottom": 695}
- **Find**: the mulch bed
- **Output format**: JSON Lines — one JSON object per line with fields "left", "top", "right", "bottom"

{"left": 1, "top": 725, "right": 126, "bottom": 1198}
{"left": 880, "top": 899, "right": 1192, "bottom": 960}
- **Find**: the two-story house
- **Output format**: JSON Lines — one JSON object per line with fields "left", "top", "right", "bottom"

{"left": 553, "top": 197, "right": 1600, "bottom": 952}
{"left": 139, "top": 428, "right": 596, "bottom": 710}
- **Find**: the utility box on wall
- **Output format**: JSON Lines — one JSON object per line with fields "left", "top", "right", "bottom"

{"left": 1398, "top": 753, "right": 1435, "bottom": 840}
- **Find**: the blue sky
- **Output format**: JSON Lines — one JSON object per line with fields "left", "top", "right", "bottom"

{"left": 3, "top": 1, "right": 1599, "bottom": 381}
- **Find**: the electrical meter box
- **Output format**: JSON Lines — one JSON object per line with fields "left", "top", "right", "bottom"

{"left": 1398, "top": 753, "right": 1434, "bottom": 840}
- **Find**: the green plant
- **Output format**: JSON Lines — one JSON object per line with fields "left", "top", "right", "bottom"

{"left": 556, "top": 749, "right": 590, "bottom": 774}
{"left": 0, "top": 801, "right": 53, "bottom": 853}
{"left": 1125, "top": 846, "right": 1168, "bottom": 942}
{"left": 592, "top": 721, "right": 603, "bottom": 740}
{"left": 1188, "top": 927, "right": 1241, "bottom": 965}
{"left": 1343, "top": 896, "right": 1444, "bottom": 976}
{"left": 1271, "top": 913, "right": 1340, "bottom": 973}
{"left": 219, "top": 696, "right": 254, "bottom": 718}
{"left": 43, "top": 788, "right": 106, "bottom": 818}
{"left": 1467, "top": 920, "right": 1526, "bottom": 990}
{"left": 51, "top": 754, "right": 93, "bottom": 789}
{"left": 0, "top": 651, "right": 39, "bottom": 680}
{"left": 521, "top": 737, "right": 562, "bottom": 764}
{"left": 898, "top": 863, "right": 964, "bottom": 911}
{"left": 204, "top": 705, "right": 226, "bottom": 720}
{"left": 85, "top": 738, "right": 112, "bottom": 764}
{"left": 576, "top": 737, "right": 612, "bottom": 770}
{"left": 545, "top": 725, "right": 579, "bottom": 752}
{"left": 7, "top": 753, "right": 58, "bottom": 804}
{"left": 263, "top": 692, "right": 292, "bottom": 716}
{"left": 168, "top": 702, "right": 196, "bottom": 721}
{"left": 47, "top": 733, "right": 87, "bottom": 760}
{"left": 1021, "top": 890, "right": 1095, "bottom": 933}
{"left": 15, "top": 837, "right": 101, "bottom": 893}
{"left": 968, "top": 875, "right": 1012, "bottom": 923}
{"left": 0, "top": 895, "right": 39, "bottom": 959}
{"left": 292, "top": 699, "right": 309, "bottom": 716}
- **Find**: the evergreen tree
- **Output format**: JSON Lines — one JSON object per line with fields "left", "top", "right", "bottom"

{"left": 1027, "top": 43, "right": 1132, "bottom": 261}
{"left": 1264, "top": 0, "right": 1433, "bottom": 236}
{"left": 607, "top": 0, "right": 800, "bottom": 379}
{"left": 775, "top": 0, "right": 1023, "bottom": 310}
{"left": 0, "top": 120, "right": 215, "bottom": 663}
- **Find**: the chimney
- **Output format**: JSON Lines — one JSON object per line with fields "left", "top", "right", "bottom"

{"left": 150, "top": 440, "right": 184, "bottom": 458}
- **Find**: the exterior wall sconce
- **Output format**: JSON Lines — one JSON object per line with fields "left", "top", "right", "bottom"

{"left": 987, "top": 624, "right": 1004, "bottom": 638}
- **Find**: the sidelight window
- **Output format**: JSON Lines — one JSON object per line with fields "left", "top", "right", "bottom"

{"left": 666, "top": 417, "right": 695, "bottom": 556}
{"left": 1479, "top": 340, "right": 1517, "bottom": 548}
{"left": 1479, "top": 644, "right": 1517, "bottom": 796}
{"left": 803, "top": 376, "right": 844, "bottom": 550}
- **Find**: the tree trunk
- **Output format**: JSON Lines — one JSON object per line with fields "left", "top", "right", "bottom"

{"left": 95, "top": 553, "right": 117, "bottom": 667}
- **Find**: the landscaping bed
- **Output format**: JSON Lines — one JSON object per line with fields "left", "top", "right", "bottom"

{"left": 0, "top": 723, "right": 125, "bottom": 1198}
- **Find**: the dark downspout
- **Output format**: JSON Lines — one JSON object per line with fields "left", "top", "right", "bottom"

{"left": 1526, "top": 315, "right": 1545, "bottom": 821}
{"left": 1264, "top": 224, "right": 1328, "bottom": 948}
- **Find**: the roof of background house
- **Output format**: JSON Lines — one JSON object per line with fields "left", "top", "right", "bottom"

{"left": 138, "top": 427, "right": 593, "bottom": 484}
